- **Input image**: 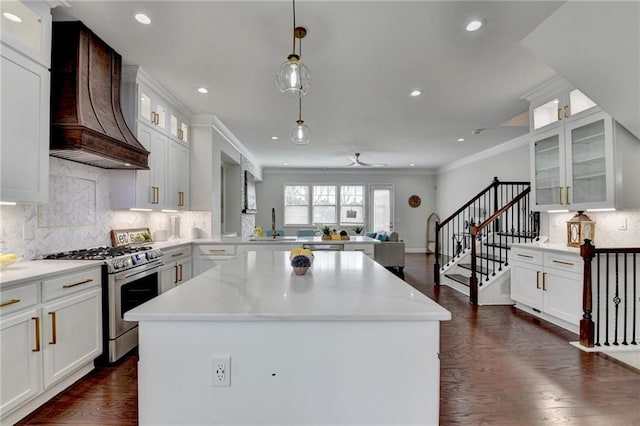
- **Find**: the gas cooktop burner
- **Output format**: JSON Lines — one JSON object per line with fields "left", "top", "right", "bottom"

{"left": 41, "top": 245, "right": 154, "bottom": 260}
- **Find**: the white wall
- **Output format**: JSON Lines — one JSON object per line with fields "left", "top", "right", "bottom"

{"left": 256, "top": 169, "right": 436, "bottom": 252}
{"left": 435, "top": 136, "right": 530, "bottom": 219}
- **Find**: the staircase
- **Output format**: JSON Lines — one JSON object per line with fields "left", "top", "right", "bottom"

{"left": 434, "top": 177, "right": 539, "bottom": 305}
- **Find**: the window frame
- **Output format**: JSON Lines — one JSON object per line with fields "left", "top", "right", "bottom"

{"left": 283, "top": 183, "right": 366, "bottom": 227}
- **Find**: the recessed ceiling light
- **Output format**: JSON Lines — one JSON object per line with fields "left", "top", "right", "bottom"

{"left": 410, "top": 90, "right": 422, "bottom": 97}
{"left": 457, "top": 138, "right": 465, "bottom": 142}
{"left": 410, "top": 163, "right": 415, "bottom": 167}
{"left": 197, "top": 87, "right": 208, "bottom": 94}
{"left": 283, "top": 162, "right": 289, "bottom": 166}
{"left": 271, "top": 136, "right": 279, "bottom": 140}
{"left": 3, "top": 12, "right": 22, "bottom": 23}
{"left": 134, "top": 13, "right": 151, "bottom": 25}
{"left": 466, "top": 19, "right": 483, "bottom": 32}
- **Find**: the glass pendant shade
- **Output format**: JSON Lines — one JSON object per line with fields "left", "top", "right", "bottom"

{"left": 291, "top": 120, "right": 311, "bottom": 145}
{"left": 276, "top": 55, "right": 311, "bottom": 98}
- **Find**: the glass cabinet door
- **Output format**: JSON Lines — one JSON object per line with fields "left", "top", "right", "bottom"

{"left": 533, "top": 132, "right": 563, "bottom": 207}
{"left": 532, "top": 98, "right": 561, "bottom": 131}
{"left": 566, "top": 116, "right": 608, "bottom": 205}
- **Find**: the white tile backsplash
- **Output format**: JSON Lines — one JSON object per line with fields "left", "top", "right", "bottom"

{"left": 545, "top": 210, "right": 640, "bottom": 247}
{"left": 0, "top": 158, "right": 211, "bottom": 260}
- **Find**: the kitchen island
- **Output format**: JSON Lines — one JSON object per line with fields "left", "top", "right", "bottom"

{"left": 126, "top": 251, "right": 451, "bottom": 426}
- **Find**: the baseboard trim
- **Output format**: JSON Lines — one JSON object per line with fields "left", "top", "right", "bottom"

{"left": 405, "top": 248, "right": 428, "bottom": 253}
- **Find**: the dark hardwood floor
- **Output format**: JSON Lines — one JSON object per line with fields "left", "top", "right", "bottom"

{"left": 16, "top": 254, "right": 640, "bottom": 425}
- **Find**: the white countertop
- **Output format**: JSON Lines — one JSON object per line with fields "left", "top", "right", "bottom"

{"left": 186, "top": 235, "right": 378, "bottom": 245}
{"left": 0, "top": 259, "right": 104, "bottom": 288}
{"left": 125, "top": 251, "right": 450, "bottom": 322}
{"left": 511, "top": 240, "right": 581, "bottom": 255}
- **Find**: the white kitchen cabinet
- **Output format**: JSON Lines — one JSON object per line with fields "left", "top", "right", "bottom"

{"left": 0, "top": 282, "right": 42, "bottom": 416}
{"left": 41, "top": 288, "right": 101, "bottom": 388}
{"left": 526, "top": 77, "right": 599, "bottom": 133}
{"left": 192, "top": 245, "right": 236, "bottom": 276}
{"left": 167, "top": 140, "right": 190, "bottom": 210}
{"left": 114, "top": 66, "right": 191, "bottom": 211}
{"left": 510, "top": 246, "right": 582, "bottom": 333}
{"left": 0, "top": 265, "right": 102, "bottom": 424}
{"left": 531, "top": 111, "right": 639, "bottom": 210}
{"left": 160, "top": 246, "right": 192, "bottom": 292}
{"left": 0, "top": 0, "right": 53, "bottom": 204}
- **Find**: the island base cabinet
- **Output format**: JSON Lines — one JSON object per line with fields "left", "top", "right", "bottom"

{"left": 0, "top": 308, "right": 42, "bottom": 415}
{"left": 137, "top": 320, "right": 441, "bottom": 426}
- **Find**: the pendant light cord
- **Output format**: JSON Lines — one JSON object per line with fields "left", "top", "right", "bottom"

{"left": 291, "top": 0, "right": 297, "bottom": 54}
{"left": 298, "top": 97, "right": 302, "bottom": 122}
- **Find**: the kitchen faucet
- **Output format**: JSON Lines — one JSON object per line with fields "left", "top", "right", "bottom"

{"left": 271, "top": 208, "right": 278, "bottom": 238}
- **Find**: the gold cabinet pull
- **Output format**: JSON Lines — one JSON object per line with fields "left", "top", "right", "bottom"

{"left": 0, "top": 298, "right": 20, "bottom": 308}
{"left": 62, "top": 278, "right": 93, "bottom": 289}
{"left": 516, "top": 253, "right": 534, "bottom": 259}
{"left": 178, "top": 264, "right": 183, "bottom": 282}
{"left": 208, "top": 249, "right": 227, "bottom": 253}
{"left": 171, "top": 252, "right": 184, "bottom": 258}
{"left": 32, "top": 317, "right": 41, "bottom": 352}
{"left": 557, "top": 108, "right": 562, "bottom": 121}
{"left": 48, "top": 312, "right": 57, "bottom": 344}
{"left": 178, "top": 191, "right": 184, "bottom": 207}
{"left": 174, "top": 265, "right": 178, "bottom": 284}
{"left": 559, "top": 187, "right": 563, "bottom": 205}
{"left": 565, "top": 186, "right": 570, "bottom": 204}
{"left": 552, "top": 259, "right": 575, "bottom": 266}
{"left": 542, "top": 272, "right": 547, "bottom": 291}
{"left": 564, "top": 105, "right": 569, "bottom": 118}
{"left": 151, "top": 186, "right": 159, "bottom": 204}
{"left": 536, "top": 271, "right": 541, "bottom": 289}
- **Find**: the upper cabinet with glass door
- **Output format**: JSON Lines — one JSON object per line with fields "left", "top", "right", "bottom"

{"left": 138, "top": 81, "right": 168, "bottom": 132}
{"left": 0, "top": 0, "right": 53, "bottom": 67}
{"left": 524, "top": 77, "right": 600, "bottom": 133}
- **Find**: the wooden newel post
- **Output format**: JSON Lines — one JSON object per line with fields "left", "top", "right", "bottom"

{"left": 434, "top": 221, "right": 441, "bottom": 286}
{"left": 469, "top": 224, "right": 478, "bottom": 305}
{"left": 580, "top": 239, "right": 596, "bottom": 347}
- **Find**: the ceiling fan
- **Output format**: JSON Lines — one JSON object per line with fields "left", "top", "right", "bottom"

{"left": 348, "top": 152, "right": 387, "bottom": 167}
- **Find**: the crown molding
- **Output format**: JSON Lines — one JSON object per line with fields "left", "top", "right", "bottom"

{"left": 263, "top": 167, "right": 436, "bottom": 176}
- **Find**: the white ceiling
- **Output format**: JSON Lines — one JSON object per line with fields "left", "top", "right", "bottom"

{"left": 52, "top": 1, "right": 566, "bottom": 170}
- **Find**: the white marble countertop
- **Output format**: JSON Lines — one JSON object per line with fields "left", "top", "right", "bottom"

{"left": 511, "top": 240, "right": 581, "bottom": 255}
{"left": 186, "top": 235, "right": 378, "bottom": 245}
{"left": 125, "top": 251, "right": 450, "bottom": 322}
{"left": 0, "top": 259, "right": 104, "bottom": 288}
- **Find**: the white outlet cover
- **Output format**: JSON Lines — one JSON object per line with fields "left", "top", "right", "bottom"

{"left": 211, "top": 355, "right": 231, "bottom": 387}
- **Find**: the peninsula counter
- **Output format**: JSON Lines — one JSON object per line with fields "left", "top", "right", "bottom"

{"left": 126, "top": 251, "right": 450, "bottom": 425}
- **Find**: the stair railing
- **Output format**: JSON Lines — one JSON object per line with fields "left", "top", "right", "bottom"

{"left": 434, "top": 177, "right": 533, "bottom": 286}
{"left": 580, "top": 240, "right": 639, "bottom": 348}
{"left": 468, "top": 187, "right": 537, "bottom": 304}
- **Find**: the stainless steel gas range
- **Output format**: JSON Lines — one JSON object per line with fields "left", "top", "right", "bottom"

{"left": 42, "top": 246, "right": 164, "bottom": 362}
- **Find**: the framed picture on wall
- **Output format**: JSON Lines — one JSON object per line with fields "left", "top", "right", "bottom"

{"left": 243, "top": 170, "right": 257, "bottom": 214}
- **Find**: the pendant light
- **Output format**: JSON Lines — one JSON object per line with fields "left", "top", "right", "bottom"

{"left": 291, "top": 97, "right": 311, "bottom": 145}
{"left": 276, "top": 0, "right": 310, "bottom": 98}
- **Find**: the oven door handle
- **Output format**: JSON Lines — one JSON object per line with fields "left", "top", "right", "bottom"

{"left": 114, "top": 261, "right": 164, "bottom": 282}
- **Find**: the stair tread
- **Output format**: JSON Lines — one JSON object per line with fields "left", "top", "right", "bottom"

{"left": 484, "top": 242, "right": 510, "bottom": 250}
{"left": 458, "top": 263, "right": 491, "bottom": 275}
{"left": 497, "top": 231, "right": 538, "bottom": 239}
{"left": 477, "top": 252, "right": 506, "bottom": 262}
{"left": 444, "top": 273, "right": 470, "bottom": 286}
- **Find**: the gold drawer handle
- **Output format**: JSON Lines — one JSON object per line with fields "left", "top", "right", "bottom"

{"left": 32, "top": 317, "right": 40, "bottom": 352}
{"left": 564, "top": 105, "right": 569, "bottom": 118}
{"left": 0, "top": 298, "right": 20, "bottom": 308}
{"left": 559, "top": 187, "right": 563, "bottom": 205}
{"left": 565, "top": 186, "right": 570, "bottom": 205}
{"left": 552, "top": 259, "right": 575, "bottom": 266}
{"left": 208, "top": 249, "right": 227, "bottom": 253}
{"left": 63, "top": 278, "right": 94, "bottom": 289}
{"left": 516, "top": 253, "right": 534, "bottom": 259}
{"left": 536, "top": 271, "right": 541, "bottom": 289}
{"left": 171, "top": 252, "right": 185, "bottom": 258}
{"left": 48, "top": 312, "right": 57, "bottom": 344}
{"left": 542, "top": 272, "right": 547, "bottom": 291}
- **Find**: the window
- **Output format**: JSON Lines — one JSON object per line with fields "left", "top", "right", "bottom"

{"left": 312, "top": 185, "right": 336, "bottom": 224}
{"left": 340, "top": 185, "right": 364, "bottom": 225}
{"left": 284, "top": 185, "right": 309, "bottom": 225}
{"left": 284, "top": 184, "right": 365, "bottom": 226}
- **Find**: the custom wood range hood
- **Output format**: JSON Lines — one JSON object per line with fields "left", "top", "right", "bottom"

{"left": 50, "top": 21, "right": 149, "bottom": 170}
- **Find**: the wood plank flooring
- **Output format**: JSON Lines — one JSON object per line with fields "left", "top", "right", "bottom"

{"left": 16, "top": 254, "right": 640, "bottom": 425}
